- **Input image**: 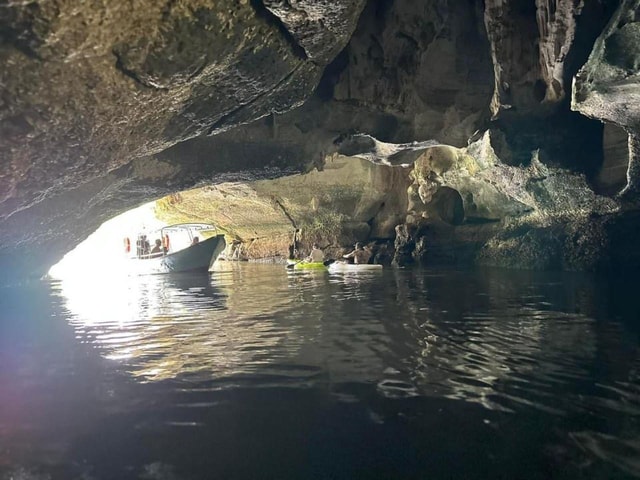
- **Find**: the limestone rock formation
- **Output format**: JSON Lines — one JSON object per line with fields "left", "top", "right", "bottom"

{"left": 336, "top": 129, "right": 620, "bottom": 270}
{"left": 572, "top": 0, "right": 640, "bottom": 197}
{"left": 0, "top": 0, "right": 365, "bottom": 281}
{"left": 597, "top": 123, "right": 630, "bottom": 194}
{"left": 155, "top": 154, "right": 410, "bottom": 260}
{"left": 328, "top": 0, "right": 494, "bottom": 146}
{"left": 485, "top": 0, "right": 587, "bottom": 116}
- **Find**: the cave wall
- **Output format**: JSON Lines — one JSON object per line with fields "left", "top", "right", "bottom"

{"left": 572, "top": 0, "right": 640, "bottom": 198}
{"left": 1, "top": 0, "right": 363, "bottom": 218}
{"left": 482, "top": 0, "right": 618, "bottom": 171}
{"left": 323, "top": 0, "right": 495, "bottom": 146}
{"left": 154, "top": 154, "right": 410, "bottom": 260}
{"left": 598, "top": 123, "right": 630, "bottom": 194}
{"left": 0, "top": 0, "right": 366, "bottom": 282}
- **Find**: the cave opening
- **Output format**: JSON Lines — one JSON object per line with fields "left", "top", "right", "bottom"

{"left": 48, "top": 202, "right": 167, "bottom": 280}
{"left": 48, "top": 149, "right": 414, "bottom": 280}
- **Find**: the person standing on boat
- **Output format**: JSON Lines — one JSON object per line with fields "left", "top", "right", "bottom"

{"left": 136, "top": 235, "right": 143, "bottom": 257}
{"left": 142, "top": 235, "right": 150, "bottom": 256}
{"left": 343, "top": 242, "right": 371, "bottom": 264}
{"left": 150, "top": 239, "right": 163, "bottom": 256}
{"left": 305, "top": 243, "right": 324, "bottom": 263}
{"left": 136, "top": 234, "right": 150, "bottom": 257}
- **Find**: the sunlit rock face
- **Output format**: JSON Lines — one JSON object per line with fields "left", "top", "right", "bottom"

{"left": 155, "top": 154, "right": 410, "bottom": 260}
{"left": 342, "top": 133, "right": 620, "bottom": 270}
{"left": 465, "top": 134, "right": 621, "bottom": 271}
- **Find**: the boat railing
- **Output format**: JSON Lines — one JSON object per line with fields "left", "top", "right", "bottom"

{"left": 160, "top": 223, "right": 219, "bottom": 237}
{"left": 136, "top": 252, "right": 166, "bottom": 260}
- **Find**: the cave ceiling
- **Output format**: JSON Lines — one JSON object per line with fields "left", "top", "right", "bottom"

{"left": 1, "top": 0, "right": 640, "bottom": 280}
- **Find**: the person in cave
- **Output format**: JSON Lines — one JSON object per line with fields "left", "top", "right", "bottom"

{"left": 135, "top": 235, "right": 144, "bottom": 257}
{"left": 342, "top": 242, "right": 371, "bottom": 264}
{"left": 136, "top": 234, "right": 150, "bottom": 257}
{"left": 150, "top": 239, "right": 163, "bottom": 256}
{"left": 304, "top": 243, "right": 324, "bottom": 263}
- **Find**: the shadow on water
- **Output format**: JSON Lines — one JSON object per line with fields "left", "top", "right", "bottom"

{"left": 0, "top": 264, "right": 639, "bottom": 479}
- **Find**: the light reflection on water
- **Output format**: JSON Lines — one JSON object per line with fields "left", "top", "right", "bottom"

{"left": 1, "top": 264, "right": 640, "bottom": 479}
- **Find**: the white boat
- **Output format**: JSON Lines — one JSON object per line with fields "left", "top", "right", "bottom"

{"left": 126, "top": 223, "right": 226, "bottom": 275}
{"left": 328, "top": 262, "right": 383, "bottom": 272}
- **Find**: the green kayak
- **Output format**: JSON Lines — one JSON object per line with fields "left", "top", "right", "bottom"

{"left": 291, "top": 261, "right": 327, "bottom": 270}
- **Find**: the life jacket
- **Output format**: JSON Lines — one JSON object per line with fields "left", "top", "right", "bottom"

{"left": 163, "top": 234, "right": 170, "bottom": 251}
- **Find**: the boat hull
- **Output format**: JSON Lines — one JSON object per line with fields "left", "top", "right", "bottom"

{"left": 328, "top": 262, "right": 382, "bottom": 272}
{"left": 292, "top": 262, "right": 326, "bottom": 270}
{"left": 128, "top": 235, "right": 226, "bottom": 275}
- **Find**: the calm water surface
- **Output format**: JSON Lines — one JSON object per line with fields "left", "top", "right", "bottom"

{"left": 1, "top": 263, "right": 640, "bottom": 479}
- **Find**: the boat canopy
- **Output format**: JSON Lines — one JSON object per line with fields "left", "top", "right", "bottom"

{"left": 160, "top": 223, "right": 218, "bottom": 234}
{"left": 160, "top": 223, "right": 219, "bottom": 244}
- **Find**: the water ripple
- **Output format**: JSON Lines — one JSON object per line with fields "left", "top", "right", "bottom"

{"left": 10, "top": 264, "right": 634, "bottom": 478}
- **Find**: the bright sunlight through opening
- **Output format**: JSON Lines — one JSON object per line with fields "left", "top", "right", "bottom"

{"left": 48, "top": 202, "right": 166, "bottom": 280}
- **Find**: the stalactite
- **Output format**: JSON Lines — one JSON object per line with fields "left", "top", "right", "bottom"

{"left": 535, "top": 0, "right": 583, "bottom": 104}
